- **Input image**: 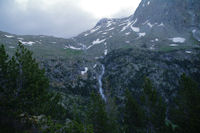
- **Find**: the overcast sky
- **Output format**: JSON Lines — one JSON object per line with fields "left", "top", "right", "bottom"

{"left": 0, "top": 0, "right": 141, "bottom": 38}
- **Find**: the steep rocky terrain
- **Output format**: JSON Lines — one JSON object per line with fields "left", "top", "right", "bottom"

{"left": 0, "top": 0, "right": 200, "bottom": 101}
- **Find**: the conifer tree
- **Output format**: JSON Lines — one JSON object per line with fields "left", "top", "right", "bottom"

{"left": 172, "top": 74, "right": 200, "bottom": 133}
{"left": 12, "top": 43, "right": 49, "bottom": 114}
{"left": 123, "top": 89, "right": 145, "bottom": 133}
{"left": 141, "top": 78, "right": 166, "bottom": 133}
{"left": 0, "top": 45, "right": 8, "bottom": 93}
{"left": 0, "top": 43, "right": 69, "bottom": 132}
{"left": 87, "top": 92, "right": 110, "bottom": 133}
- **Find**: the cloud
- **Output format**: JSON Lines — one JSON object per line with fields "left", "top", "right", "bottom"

{"left": 0, "top": 0, "right": 141, "bottom": 38}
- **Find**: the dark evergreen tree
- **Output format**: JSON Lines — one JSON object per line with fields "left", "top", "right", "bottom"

{"left": 0, "top": 43, "right": 68, "bottom": 132}
{"left": 12, "top": 43, "right": 50, "bottom": 114}
{"left": 171, "top": 74, "right": 200, "bottom": 133}
{"left": 87, "top": 92, "right": 111, "bottom": 133}
{"left": 141, "top": 78, "right": 166, "bottom": 133}
{"left": 123, "top": 89, "right": 146, "bottom": 133}
{"left": 0, "top": 45, "right": 9, "bottom": 108}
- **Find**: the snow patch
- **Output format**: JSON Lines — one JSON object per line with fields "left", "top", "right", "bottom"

{"left": 192, "top": 29, "right": 196, "bottom": 33}
{"left": 142, "top": 20, "right": 149, "bottom": 25}
{"left": 138, "top": 32, "right": 146, "bottom": 37}
{"left": 93, "top": 64, "right": 97, "bottom": 68}
{"left": 121, "top": 21, "right": 132, "bottom": 32}
{"left": 90, "top": 26, "right": 101, "bottom": 33}
{"left": 102, "top": 32, "right": 107, "bottom": 35}
{"left": 132, "top": 18, "right": 138, "bottom": 25}
{"left": 84, "top": 33, "right": 89, "bottom": 36}
{"left": 92, "top": 38, "right": 106, "bottom": 45}
{"left": 158, "top": 22, "right": 164, "bottom": 26}
{"left": 106, "top": 21, "right": 112, "bottom": 27}
{"left": 147, "top": 1, "right": 150, "bottom": 5}
{"left": 119, "top": 23, "right": 127, "bottom": 26}
{"left": 170, "top": 44, "right": 178, "bottom": 47}
{"left": 104, "top": 49, "right": 108, "bottom": 55}
{"left": 147, "top": 22, "right": 153, "bottom": 28}
{"left": 125, "top": 32, "right": 130, "bottom": 35}
{"left": 185, "top": 51, "right": 192, "bottom": 54}
{"left": 5, "top": 35, "right": 14, "bottom": 38}
{"left": 155, "top": 38, "right": 159, "bottom": 41}
{"left": 106, "top": 27, "right": 115, "bottom": 31}
{"left": 19, "top": 40, "right": 35, "bottom": 46}
{"left": 126, "top": 41, "right": 130, "bottom": 43}
{"left": 81, "top": 67, "right": 88, "bottom": 75}
{"left": 150, "top": 46, "right": 155, "bottom": 50}
{"left": 65, "top": 45, "right": 82, "bottom": 50}
{"left": 169, "top": 37, "right": 186, "bottom": 43}
{"left": 86, "top": 39, "right": 106, "bottom": 49}
{"left": 130, "top": 25, "right": 140, "bottom": 32}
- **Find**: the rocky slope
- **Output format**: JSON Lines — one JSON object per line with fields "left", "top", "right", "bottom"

{"left": 0, "top": 0, "right": 200, "bottom": 101}
{"left": 69, "top": 0, "right": 200, "bottom": 57}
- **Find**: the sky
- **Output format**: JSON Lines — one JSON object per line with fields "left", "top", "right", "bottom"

{"left": 0, "top": 0, "right": 141, "bottom": 38}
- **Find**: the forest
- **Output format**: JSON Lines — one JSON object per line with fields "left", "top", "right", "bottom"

{"left": 0, "top": 43, "right": 200, "bottom": 133}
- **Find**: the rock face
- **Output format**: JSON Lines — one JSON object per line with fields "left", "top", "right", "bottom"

{"left": 102, "top": 48, "right": 200, "bottom": 102}
{"left": 0, "top": 0, "right": 200, "bottom": 100}
{"left": 69, "top": 0, "right": 200, "bottom": 57}
{"left": 132, "top": 0, "right": 200, "bottom": 29}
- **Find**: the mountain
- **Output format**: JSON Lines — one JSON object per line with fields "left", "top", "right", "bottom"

{"left": 67, "top": 0, "right": 200, "bottom": 57}
{"left": 1, "top": 0, "right": 200, "bottom": 59}
{"left": 0, "top": 0, "right": 200, "bottom": 101}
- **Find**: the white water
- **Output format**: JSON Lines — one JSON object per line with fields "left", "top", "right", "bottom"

{"left": 98, "top": 64, "right": 106, "bottom": 101}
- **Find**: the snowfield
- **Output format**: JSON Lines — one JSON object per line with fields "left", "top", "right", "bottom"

{"left": 169, "top": 37, "right": 186, "bottom": 43}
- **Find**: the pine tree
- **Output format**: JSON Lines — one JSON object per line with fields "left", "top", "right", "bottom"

{"left": 123, "top": 89, "right": 146, "bottom": 133}
{"left": 171, "top": 74, "right": 200, "bottom": 133}
{"left": 87, "top": 92, "right": 110, "bottom": 133}
{"left": 141, "top": 78, "right": 166, "bottom": 133}
{"left": 0, "top": 43, "right": 69, "bottom": 132}
{"left": 12, "top": 43, "right": 49, "bottom": 114}
{"left": 0, "top": 44, "right": 9, "bottom": 106}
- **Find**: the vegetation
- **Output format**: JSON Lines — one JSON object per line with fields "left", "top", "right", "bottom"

{"left": 0, "top": 43, "right": 200, "bottom": 132}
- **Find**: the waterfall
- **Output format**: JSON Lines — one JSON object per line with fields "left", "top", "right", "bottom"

{"left": 98, "top": 64, "right": 106, "bottom": 101}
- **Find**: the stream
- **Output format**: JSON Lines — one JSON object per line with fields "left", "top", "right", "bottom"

{"left": 98, "top": 64, "right": 106, "bottom": 101}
